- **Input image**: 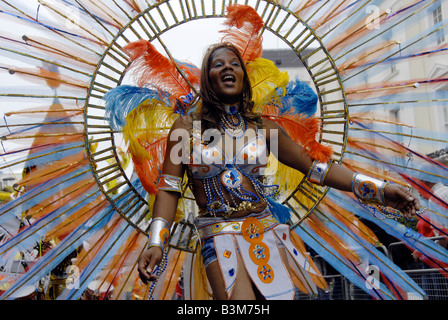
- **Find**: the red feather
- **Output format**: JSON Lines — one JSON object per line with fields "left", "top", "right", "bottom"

{"left": 262, "top": 105, "right": 333, "bottom": 163}
{"left": 123, "top": 40, "right": 198, "bottom": 102}
{"left": 220, "top": 4, "right": 264, "bottom": 62}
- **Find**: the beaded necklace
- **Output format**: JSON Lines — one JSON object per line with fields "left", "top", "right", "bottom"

{"left": 219, "top": 111, "right": 247, "bottom": 139}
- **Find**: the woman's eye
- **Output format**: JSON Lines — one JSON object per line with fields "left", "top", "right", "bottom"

{"left": 211, "top": 60, "right": 240, "bottom": 68}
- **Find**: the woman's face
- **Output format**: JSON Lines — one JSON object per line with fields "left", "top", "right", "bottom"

{"left": 208, "top": 47, "right": 245, "bottom": 105}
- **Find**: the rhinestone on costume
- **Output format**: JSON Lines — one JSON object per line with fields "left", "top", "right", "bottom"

{"left": 223, "top": 250, "right": 232, "bottom": 258}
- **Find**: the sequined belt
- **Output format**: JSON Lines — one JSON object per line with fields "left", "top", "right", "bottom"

{"left": 195, "top": 208, "right": 279, "bottom": 241}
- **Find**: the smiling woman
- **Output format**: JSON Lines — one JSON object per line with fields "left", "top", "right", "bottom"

{"left": 135, "top": 41, "right": 420, "bottom": 299}
{"left": 130, "top": 18, "right": 421, "bottom": 298}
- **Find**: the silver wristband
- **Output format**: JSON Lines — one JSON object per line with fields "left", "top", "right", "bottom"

{"left": 307, "top": 160, "right": 332, "bottom": 186}
{"left": 351, "top": 173, "right": 388, "bottom": 206}
{"left": 147, "top": 217, "right": 170, "bottom": 251}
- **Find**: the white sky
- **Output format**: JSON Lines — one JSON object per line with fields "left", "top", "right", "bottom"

{"left": 154, "top": 18, "right": 291, "bottom": 67}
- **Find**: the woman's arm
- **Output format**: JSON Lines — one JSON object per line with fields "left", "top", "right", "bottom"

{"left": 264, "top": 118, "right": 419, "bottom": 217}
{"left": 137, "top": 116, "right": 189, "bottom": 284}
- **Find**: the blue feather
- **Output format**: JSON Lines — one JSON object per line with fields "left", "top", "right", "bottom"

{"left": 267, "top": 197, "right": 291, "bottom": 224}
{"left": 279, "top": 79, "right": 318, "bottom": 117}
{"left": 103, "top": 85, "right": 173, "bottom": 131}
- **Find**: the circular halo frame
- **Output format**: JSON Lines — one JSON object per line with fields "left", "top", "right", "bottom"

{"left": 85, "top": 0, "right": 348, "bottom": 234}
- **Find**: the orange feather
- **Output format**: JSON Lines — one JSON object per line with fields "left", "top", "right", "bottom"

{"left": 131, "top": 136, "right": 167, "bottom": 195}
{"left": 220, "top": 4, "right": 264, "bottom": 62}
{"left": 262, "top": 106, "right": 333, "bottom": 163}
{"left": 123, "top": 40, "right": 198, "bottom": 104}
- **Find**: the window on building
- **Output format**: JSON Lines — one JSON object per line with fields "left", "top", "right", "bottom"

{"left": 390, "top": 108, "right": 403, "bottom": 135}
{"left": 391, "top": 108, "right": 400, "bottom": 122}
{"left": 2, "top": 178, "right": 15, "bottom": 187}
{"left": 433, "top": 5, "right": 446, "bottom": 45}
{"left": 390, "top": 63, "right": 397, "bottom": 75}
{"left": 434, "top": 5, "right": 443, "bottom": 23}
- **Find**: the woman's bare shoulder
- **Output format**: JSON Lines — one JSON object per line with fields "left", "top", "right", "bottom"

{"left": 259, "top": 116, "right": 285, "bottom": 133}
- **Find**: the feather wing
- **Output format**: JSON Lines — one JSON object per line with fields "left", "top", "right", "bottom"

{"left": 279, "top": 79, "right": 319, "bottom": 117}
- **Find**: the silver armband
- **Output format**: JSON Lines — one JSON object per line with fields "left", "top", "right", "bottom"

{"left": 147, "top": 217, "right": 170, "bottom": 251}
{"left": 157, "top": 174, "right": 182, "bottom": 193}
{"left": 307, "top": 160, "right": 332, "bottom": 186}
{"left": 351, "top": 173, "right": 388, "bottom": 206}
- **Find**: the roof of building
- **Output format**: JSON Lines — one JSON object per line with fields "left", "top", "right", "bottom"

{"left": 262, "top": 48, "right": 312, "bottom": 68}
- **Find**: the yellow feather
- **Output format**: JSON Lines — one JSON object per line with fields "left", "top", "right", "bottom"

{"left": 246, "top": 58, "right": 289, "bottom": 113}
{"left": 267, "top": 154, "right": 321, "bottom": 211}
{"left": 266, "top": 154, "right": 304, "bottom": 195}
{"left": 122, "top": 99, "right": 178, "bottom": 162}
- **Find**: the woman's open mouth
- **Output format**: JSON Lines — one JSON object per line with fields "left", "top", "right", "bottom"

{"left": 221, "top": 74, "right": 236, "bottom": 84}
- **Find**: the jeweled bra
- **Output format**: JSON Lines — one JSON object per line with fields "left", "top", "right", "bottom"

{"left": 188, "top": 106, "right": 278, "bottom": 217}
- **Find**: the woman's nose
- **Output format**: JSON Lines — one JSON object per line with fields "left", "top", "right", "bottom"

{"left": 223, "top": 61, "right": 233, "bottom": 69}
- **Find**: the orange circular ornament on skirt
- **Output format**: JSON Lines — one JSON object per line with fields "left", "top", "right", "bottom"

{"left": 242, "top": 217, "right": 264, "bottom": 244}
{"left": 257, "top": 264, "right": 274, "bottom": 284}
{"left": 249, "top": 242, "right": 270, "bottom": 265}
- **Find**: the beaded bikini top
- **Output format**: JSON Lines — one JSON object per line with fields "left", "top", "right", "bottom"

{"left": 190, "top": 130, "right": 268, "bottom": 180}
{"left": 188, "top": 107, "right": 278, "bottom": 217}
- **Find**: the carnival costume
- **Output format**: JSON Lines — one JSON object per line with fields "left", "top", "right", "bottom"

{"left": 0, "top": 1, "right": 447, "bottom": 301}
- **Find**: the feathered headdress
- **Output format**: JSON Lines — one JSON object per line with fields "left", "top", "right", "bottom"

{"left": 104, "top": 41, "right": 200, "bottom": 195}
